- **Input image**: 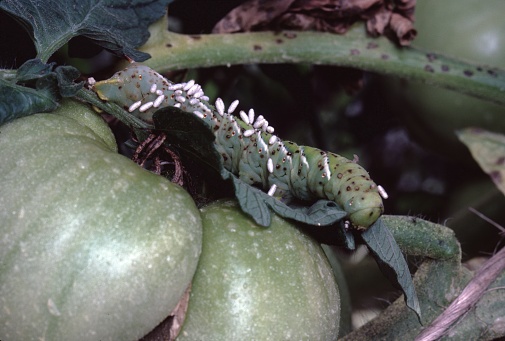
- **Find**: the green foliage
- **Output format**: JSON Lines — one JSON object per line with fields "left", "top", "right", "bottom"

{"left": 0, "top": 0, "right": 172, "bottom": 62}
{"left": 458, "top": 129, "right": 505, "bottom": 196}
{"left": 0, "top": 59, "right": 81, "bottom": 124}
{"left": 361, "top": 219, "right": 421, "bottom": 320}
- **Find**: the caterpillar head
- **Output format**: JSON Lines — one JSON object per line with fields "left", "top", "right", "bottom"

{"left": 91, "top": 63, "right": 171, "bottom": 123}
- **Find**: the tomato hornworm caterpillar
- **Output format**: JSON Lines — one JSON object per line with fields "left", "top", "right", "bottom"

{"left": 91, "top": 63, "right": 387, "bottom": 229}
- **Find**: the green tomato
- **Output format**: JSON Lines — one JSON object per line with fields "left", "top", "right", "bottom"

{"left": 178, "top": 201, "right": 340, "bottom": 340}
{"left": 0, "top": 100, "right": 202, "bottom": 341}
{"left": 383, "top": 0, "right": 505, "bottom": 158}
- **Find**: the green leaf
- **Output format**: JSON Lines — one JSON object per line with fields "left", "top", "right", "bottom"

{"left": 54, "top": 65, "right": 83, "bottom": 97}
{"left": 0, "top": 59, "right": 82, "bottom": 125}
{"left": 224, "top": 171, "right": 273, "bottom": 227}
{"left": 152, "top": 107, "right": 222, "bottom": 173}
{"left": 222, "top": 169, "right": 347, "bottom": 228}
{"left": 361, "top": 218, "right": 421, "bottom": 321}
{"left": 0, "top": 0, "right": 172, "bottom": 62}
{"left": 15, "top": 59, "right": 55, "bottom": 82}
{"left": 0, "top": 78, "right": 57, "bottom": 124}
{"left": 457, "top": 128, "right": 505, "bottom": 196}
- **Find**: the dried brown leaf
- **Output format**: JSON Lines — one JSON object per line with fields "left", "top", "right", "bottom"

{"left": 212, "top": 0, "right": 294, "bottom": 33}
{"left": 140, "top": 284, "right": 192, "bottom": 341}
{"left": 212, "top": 0, "right": 417, "bottom": 46}
{"left": 365, "top": 5, "right": 391, "bottom": 35}
{"left": 389, "top": 12, "right": 416, "bottom": 46}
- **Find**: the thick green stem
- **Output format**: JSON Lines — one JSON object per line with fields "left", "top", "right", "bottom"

{"left": 140, "top": 24, "right": 505, "bottom": 106}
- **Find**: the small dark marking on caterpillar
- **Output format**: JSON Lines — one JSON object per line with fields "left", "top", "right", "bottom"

{"left": 487, "top": 69, "right": 498, "bottom": 78}
{"left": 426, "top": 53, "right": 437, "bottom": 62}
{"left": 424, "top": 65, "right": 435, "bottom": 73}
{"left": 463, "top": 70, "right": 474, "bottom": 77}
{"left": 91, "top": 63, "right": 385, "bottom": 229}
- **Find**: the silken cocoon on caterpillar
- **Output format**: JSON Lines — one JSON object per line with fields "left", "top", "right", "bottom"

{"left": 91, "top": 63, "right": 387, "bottom": 229}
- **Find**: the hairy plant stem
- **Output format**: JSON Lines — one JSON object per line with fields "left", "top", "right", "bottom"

{"left": 139, "top": 22, "right": 505, "bottom": 106}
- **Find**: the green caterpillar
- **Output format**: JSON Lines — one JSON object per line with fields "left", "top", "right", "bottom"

{"left": 91, "top": 63, "right": 386, "bottom": 229}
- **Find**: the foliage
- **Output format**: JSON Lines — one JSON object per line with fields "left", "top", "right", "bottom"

{"left": 0, "top": 0, "right": 172, "bottom": 62}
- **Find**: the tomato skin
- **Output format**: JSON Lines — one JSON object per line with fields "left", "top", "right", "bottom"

{"left": 178, "top": 201, "right": 340, "bottom": 340}
{"left": 0, "top": 101, "right": 202, "bottom": 341}
{"left": 383, "top": 0, "right": 505, "bottom": 158}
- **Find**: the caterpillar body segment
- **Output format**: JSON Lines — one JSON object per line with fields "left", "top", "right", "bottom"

{"left": 92, "top": 63, "right": 384, "bottom": 229}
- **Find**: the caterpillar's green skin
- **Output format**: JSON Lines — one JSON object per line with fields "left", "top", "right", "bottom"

{"left": 92, "top": 63, "right": 384, "bottom": 229}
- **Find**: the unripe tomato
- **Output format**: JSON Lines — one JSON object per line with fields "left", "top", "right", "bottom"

{"left": 0, "top": 100, "right": 202, "bottom": 341}
{"left": 178, "top": 201, "right": 340, "bottom": 340}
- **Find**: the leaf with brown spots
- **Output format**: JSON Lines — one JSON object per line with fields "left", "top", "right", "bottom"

{"left": 457, "top": 128, "right": 505, "bottom": 196}
{"left": 212, "top": 0, "right": 417, "bottom": 46}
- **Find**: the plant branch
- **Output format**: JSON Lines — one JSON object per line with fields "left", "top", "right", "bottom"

{"left": 139, "top": 24, "right": 505, "bottom": 106}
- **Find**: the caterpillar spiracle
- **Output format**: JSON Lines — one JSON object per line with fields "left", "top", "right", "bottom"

{"left": 91, "top": 63, "right": 386, "bottom": 229}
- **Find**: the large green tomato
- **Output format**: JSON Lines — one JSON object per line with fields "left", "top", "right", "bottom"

{"left": 383, "top": 0, "right": 505, "bottom": 158}
{"left": 0, "top": 100, "right": 202, "bottom": 341}
{"left": 178, "top": 201, "right": 340, "bottom": 340}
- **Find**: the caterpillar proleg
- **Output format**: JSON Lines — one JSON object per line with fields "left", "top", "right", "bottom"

{"left": 92, "top": 63, "right": 384, "bottom": 229}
